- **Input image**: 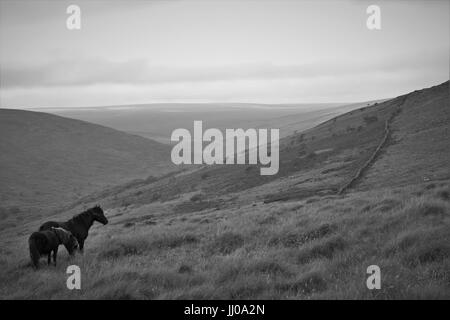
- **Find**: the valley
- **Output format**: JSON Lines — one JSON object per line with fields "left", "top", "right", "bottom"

{"left": 0, "top": 109, "right": 175, "bottom": 222}
{"left": 0, "top": 81, "right": 448, "bottom": 299}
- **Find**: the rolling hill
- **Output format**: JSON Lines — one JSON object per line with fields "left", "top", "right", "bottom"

{"left": 37, "top": 100, "right": 386, "bottom": 144}
{"left": 0, "top": 109, "right": 174, "bottom": 216}
{"left": 79, "top": 82, "right": 447, "bottom": 208}
{"left": 16, "top": 81, "right": 445, "bottom": 215}
{"left": 0, "top": 81, "right": 448, "bottom": 299}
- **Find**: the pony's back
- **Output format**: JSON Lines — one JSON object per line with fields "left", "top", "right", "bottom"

{"left": 39, "top": 221, "right": 60, "bottom": 232}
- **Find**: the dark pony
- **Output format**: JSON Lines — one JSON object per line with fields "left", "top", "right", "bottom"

{"left": 29, "top": 227, "right": 79, "bottom": 269}
{"left": 39, "top": 205, "right": 108, "bottom": 252}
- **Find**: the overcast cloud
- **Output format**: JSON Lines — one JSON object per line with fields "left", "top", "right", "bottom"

{"left": 0, "top": 0, "right": 448, "bottom": 108}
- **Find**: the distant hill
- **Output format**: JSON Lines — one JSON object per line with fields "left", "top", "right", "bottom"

{"left": 37, "top": 101, "right": 386, "bottom": 144}
{"left": 87, "top": 81, "right": 449, "bottom": 208}
{"left": 0, "top": 109, "right": 173, "bottom": 214}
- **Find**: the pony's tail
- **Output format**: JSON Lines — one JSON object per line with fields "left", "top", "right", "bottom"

{"left": 28, "top": 236, "right": 40, "bottom": 269}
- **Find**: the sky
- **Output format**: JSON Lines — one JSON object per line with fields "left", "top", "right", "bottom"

{"left": 0, "top": 0, "right": 448, "bottom": 108}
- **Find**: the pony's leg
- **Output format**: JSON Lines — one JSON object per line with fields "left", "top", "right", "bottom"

{"left": 47, "top": 253, "right": 51, "bottom": 265}
{"left": 53, "top": 248, "right": 58, "bottom": 266}
{"left": 79, "top": 239, "right": 85, "bottom": 253}
{"left": 32, "top": 258, "right": 39, "bottom": 270}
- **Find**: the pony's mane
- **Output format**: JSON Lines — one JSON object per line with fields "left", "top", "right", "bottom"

{"left": 71, "top": 207, "right": 96, "bottom": 226}
{"left": 72, "top": 210, "right": 89, "bottom": 220}
{"left": 73, "top": 206, "right": 99, "bottom": 218}
{"left": 51, "top": 227, "right": 71, "bottom": 243}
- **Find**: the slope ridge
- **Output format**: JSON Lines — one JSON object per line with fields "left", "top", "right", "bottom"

{"left": 0, "top": 109, "right": 174, "bottom": 214}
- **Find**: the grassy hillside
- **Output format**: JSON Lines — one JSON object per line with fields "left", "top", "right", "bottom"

{"left": 0, "top": 180, "right": 448, "bottom": 299}
{"left": 358, "top": 82, "right": 450, "bottom": 190}
{"left": 0, "top": 81, "right": 448, "bottom": 299}
{"left": 0, "top": 109, "right": 174, "bottom": 218}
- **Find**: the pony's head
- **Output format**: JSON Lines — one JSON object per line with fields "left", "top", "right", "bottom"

{"left": 52, "top": 227, "right": 79, "bottom": 255}
{"left": 66, "top": 233, "right": 79, "bottom": 255}
{"left": 91, "top": 205, "right": 108, "bottom": 225}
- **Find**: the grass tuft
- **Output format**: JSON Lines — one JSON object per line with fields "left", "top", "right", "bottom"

{"left": 205, "top": 232, "right": 245, "bottom": 255}
{"left": 97, "top": 238, "right": 149, "bottom": 260}
{"left": 269, "top": 224, "right": 335, "bottom": 248}
{"left": 276, "top": 271, "right": 327, "bottom": 295}
{"left": 297, "top": 236, "right": 347, "bottom": 264}
{"left": 151, "top": 233, "right": 199, "bottom": 249}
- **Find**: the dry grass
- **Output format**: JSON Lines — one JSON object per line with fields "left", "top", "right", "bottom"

{"left": 0, "top": 181, "right": 448, "bottom": 300}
